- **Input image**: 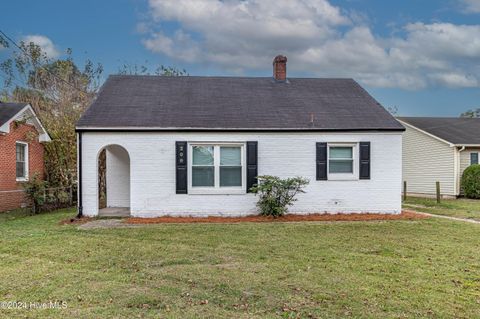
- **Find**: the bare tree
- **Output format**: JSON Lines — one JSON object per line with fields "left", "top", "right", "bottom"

{"left": 117, "top": 62, "right": 188, "bottom": 76}
{"left": 0, "top": 37, "right": 103, "bottom": 187}
{"left": 386, "top": 105, "right": 398, "bottom": 116}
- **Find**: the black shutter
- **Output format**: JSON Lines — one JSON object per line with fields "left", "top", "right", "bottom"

{"left": 359, "top": 142, "right": 371, "bottom": 180}
{"left": 316, "top": 142, "right": 327, "bottom": 180}
{"left": 246, "top": 141, "right": 258, "bottom": 192}
{"left": 176, "top": 141, "right": 188, "bottom": 194}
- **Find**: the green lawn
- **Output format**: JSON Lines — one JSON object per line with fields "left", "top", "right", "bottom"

{"left": 403, "top": 197, "right": 480, "bottom": 221}
{"left": 1, "top": 209, "right": 480, "bottom": 318}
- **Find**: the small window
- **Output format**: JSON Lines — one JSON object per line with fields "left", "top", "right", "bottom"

{"left": 16, "top": 142, "right": 28, "bottom": 180}
{"left": 471, "top": 153, "right": 479, "bottom": 165}
{"left": 190, "top": 143, "right": 245, "bottom": 193}
{"left": 329, "top": 146, "right": 353, "bottom": 173}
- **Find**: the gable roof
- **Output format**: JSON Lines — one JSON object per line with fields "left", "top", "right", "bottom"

{"left": 76, "top": 75, "right": 404, "bottom": 132}
{"left": 0, "top": 102, "right": 51, "bottom": 142}
{"left": 0, "top": 102, "right": 28, "bottom": 127}
{"left": 397, "top": 117, "right": 480, "bottom": 145}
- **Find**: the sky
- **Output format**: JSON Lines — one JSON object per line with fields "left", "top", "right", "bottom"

{"left": 1, "top": 0, "right": 480, "bottom": 117}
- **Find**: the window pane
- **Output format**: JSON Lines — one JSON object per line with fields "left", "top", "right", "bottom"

{"left": 16, "top": 162, "right": 25, "bottom": 178}
{"left": 16, "top": 144, "right": 25, "bottom": 161}
{"left": 192, "top": 146, "right": 214, "bottom": 165}
{"left": 220, "top": 147, "right": 241, "bottom": 166}
{"left": 330, "top": 147, "right": 352, "bottom": 159}
{"left": 192, "top": 167, "right": 214, "bottom": 187}
{"left": 471, "top": 153, "right": 479, "bottom": 165}
{"left": 220, "top": 167, "right": 242, "bottom": 186}
{"left": 329, "top": 160, "right": 353, "bottom": 173}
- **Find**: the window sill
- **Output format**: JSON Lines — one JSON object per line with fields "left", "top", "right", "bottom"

{"left": 189, "top": 188, "right": 246, "bottom": 195}
{"left": 16, "top": 178, "right": 28, "bottom": 182}
{"left": 327, "top": 174, "right": 358, "bottom": 181}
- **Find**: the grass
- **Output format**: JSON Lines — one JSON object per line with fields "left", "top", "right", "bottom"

{"left": 403, "top": 197, "right": 480, "bottom": 221}
{"left": 0, "top": 208, "right": 33, "bottom": 223}
{"left": 1, "top": 209, "right": 480, "bottom": 318}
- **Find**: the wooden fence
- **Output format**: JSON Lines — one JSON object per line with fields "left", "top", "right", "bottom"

{"left": 403, "top": 181, "right": 442, "bottom": 203}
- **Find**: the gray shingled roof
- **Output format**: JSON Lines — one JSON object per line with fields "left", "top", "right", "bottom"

{"left": 77, "top": 75, "right": 404, "bottom": 131}
{"left": 398, "top": 117, "right": 480, "bottom": 145}
{"left": 0, "top": 102, "right": 28, "bottom": 127}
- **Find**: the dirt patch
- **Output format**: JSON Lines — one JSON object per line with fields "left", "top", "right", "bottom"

{"left": 59, "top": 216, "right": 94, "bottom": 225}
{"left": 126, "top": 211, "right": 427, "bottom": 224}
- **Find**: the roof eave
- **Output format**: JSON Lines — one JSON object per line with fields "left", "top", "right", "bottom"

{"left": 396, "top": 119, "right": 454, "bottom": 146}
{"left": 0, "top": 104, "right": 51, "bottom": 142}
{"left": 75, "top": 126, "right": 405, "bottom": 132}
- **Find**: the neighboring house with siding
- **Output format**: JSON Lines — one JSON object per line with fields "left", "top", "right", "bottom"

{"left": 397, "top": 117, "right": 480, "bottom": 198}
{"left": 0, "top": 102, "right": 51, "bottom": 212}
{"left": 76, "top": 56, "right": 405, "bottom": 218}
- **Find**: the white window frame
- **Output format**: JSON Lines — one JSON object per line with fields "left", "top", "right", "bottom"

{"left": 327, "top": 143, "right": 358, "bottom": 181}
{"left": 188, "top": 142, "right": 246, "bottom": 195}
{"left": 15, "top": 141, "right": 29, "bottom": 182}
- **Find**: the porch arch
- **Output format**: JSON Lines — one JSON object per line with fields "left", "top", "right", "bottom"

{"left": 97, "top": 144, "right": 130, "bottom": 217}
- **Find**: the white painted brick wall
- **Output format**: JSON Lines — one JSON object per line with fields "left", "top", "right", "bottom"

{"left": 80, "top": 132, "right": 403, "bottom": 217}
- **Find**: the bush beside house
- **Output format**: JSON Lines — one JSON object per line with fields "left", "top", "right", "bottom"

{"left": 462, "top": 165, "right": 480, "bottom": 199}
{"left": 251, "top": 176, "right": 309, "bottom": 217}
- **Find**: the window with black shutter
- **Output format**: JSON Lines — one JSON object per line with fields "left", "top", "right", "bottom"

{"left": 317, "top": 142, "right": 370, "bottom": 180}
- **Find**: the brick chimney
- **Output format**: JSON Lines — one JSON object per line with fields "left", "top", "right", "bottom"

{"left": 273, "top": 55, "right": 287, "bottom": 82}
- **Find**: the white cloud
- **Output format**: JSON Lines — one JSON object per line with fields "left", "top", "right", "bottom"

{"left": 460, "top": 0, "right": 480, "bottom": 13}
{"left": 22, "top": 35, "right": 60, "bottom": 58}
{"left": 141, "top": 0, "right": 480, "bottom": 89}
{"left": 143, "top": 30, "right": 200, "bottom": 62}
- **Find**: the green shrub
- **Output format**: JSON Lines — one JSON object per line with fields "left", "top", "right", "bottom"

{"left": 250, "top": 175, "right": 309, "bottom": 217}
{"left": 462, "top": 164, "right": 480, "bottom": 199}
{"left": 22, "top": 173, "right": 46, "bottom": 214}
{"left": 46, "top": 190, "right": 57, "bottom": 204}
{"left": 56, "top": 190, "right": 70, "bottom": 204}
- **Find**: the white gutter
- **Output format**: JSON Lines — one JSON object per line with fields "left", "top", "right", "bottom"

{"left": 453, "top": 144, "right": 480, "bottom": 147}
{"left": 454, "top": 146, "right": 466, "bottom": 196}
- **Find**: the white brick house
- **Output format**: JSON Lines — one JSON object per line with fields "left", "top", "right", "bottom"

{"left": 76, "top": 56, "right": 405, "bottom": 217}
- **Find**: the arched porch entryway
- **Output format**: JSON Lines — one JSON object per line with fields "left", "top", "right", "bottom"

{"left": 98, "top": 144, "right": 130, "bottom": 217}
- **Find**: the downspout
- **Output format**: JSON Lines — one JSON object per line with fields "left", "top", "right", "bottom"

{"left": 76, "top": 131, "right": 83, "bottom": 218}
{"left": 456, "top": 146, "right": 466, "bottom": 196}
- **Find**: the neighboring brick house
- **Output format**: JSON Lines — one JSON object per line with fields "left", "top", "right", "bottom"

{"left": 0, "top": 102, "right": 51, "bottom": 212}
